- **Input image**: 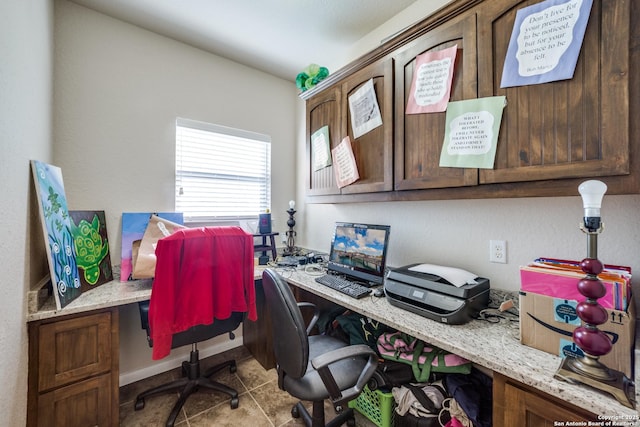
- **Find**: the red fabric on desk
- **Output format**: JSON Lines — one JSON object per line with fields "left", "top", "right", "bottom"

{"left": 148, "top": 226, "right": 257, "bottom": 360}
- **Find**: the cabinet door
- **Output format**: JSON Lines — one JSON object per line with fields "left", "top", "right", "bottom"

{"left": 493, "top": 373, "right": 595, "bottom": 427}
{"left": 37, "top": 373, "right": 113, "bottom": 427}
{"left": 38, "top": 311, "right": 112, "bottom": 392}
{"left": 341, "top": 57, "right": 394, "bottom": 194}
{"left": 394, "top": 14, "right": 478, "bottom": 191}
{"left": 477, "top": 0, "right": 630, "bottom": 184}
{"left": 306, "top": 85, "right": 342, "bottom": 196}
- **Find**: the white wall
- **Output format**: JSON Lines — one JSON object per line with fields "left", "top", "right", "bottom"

{"left": 315, "top": 0, "right": 457, "bottom": 75}
{"left": 296, "top": 197, "right": 640, "bottom": 292}
{"left": 349, "top": 0, "right": 457, "bottom": 60}
{"left": 53, "top": 0, "right": 298, "bottom": 383}
{"left": 0, "top": 1, "right": 54, "bottom": 424}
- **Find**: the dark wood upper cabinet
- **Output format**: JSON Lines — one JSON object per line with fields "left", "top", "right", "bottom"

{"left": 477, "top": 0, "right": 630, "bottom": 184}
{"left": 394, "top": 14, "right": 478, "bottom": 191}
{"left": 301, "top": 0, "right": 638, "bottom": 203}
{"left": 305, "top": 85, "right": 341, "bottom": 196}
{"left": 341, "top": 58, "right": 394, "bottom": 194}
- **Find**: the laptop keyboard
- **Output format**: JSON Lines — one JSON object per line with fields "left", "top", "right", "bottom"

{"left": 315, "top": 274, "right": 371, "bottom": 299}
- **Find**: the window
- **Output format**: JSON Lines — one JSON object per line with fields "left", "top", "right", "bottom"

{"left": 175, "top": 118, "right": 271, "bottom": 222}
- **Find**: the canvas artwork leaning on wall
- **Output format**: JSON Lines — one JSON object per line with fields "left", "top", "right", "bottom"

{"left": 69, "top": 210, "right": 113, "bottom": 292}
{"left": 31, "top": 160, "right": 82, "bottom": 309}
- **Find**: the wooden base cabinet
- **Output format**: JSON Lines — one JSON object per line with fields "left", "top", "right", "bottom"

{"left": 243, "top": 279, "right": 276, "bottom": 370}
{"left": 27, "top": 308, "right": 119, "bottom": 427}
{"left": 493, "top": 373, "right": 595, "bottom": 427}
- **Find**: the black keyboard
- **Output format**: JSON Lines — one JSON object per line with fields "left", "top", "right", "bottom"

{"left": 315, "top": 274, "right": 371, "bottom": 299}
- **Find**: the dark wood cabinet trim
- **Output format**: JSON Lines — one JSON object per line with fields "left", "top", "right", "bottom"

{"left": 299, "top": 0, "right": 485, "bottom": 100}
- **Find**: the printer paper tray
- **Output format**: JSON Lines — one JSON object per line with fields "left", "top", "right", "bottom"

{"left": 386, "top": 264, "right": 490, "bottom": 299}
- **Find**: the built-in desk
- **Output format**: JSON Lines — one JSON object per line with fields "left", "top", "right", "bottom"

{"left": 26, "top": 268, "right": 638, "bottom": 426}
{"left": 27, "top": 279, "right": 154, "bottom": 322}
{"left": 275, "top": 267, "right": 638, "bottom": 423}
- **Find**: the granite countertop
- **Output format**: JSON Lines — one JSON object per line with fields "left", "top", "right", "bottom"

{"left": 27, "top": 266, "right": 268, "bottom": 322}
{"left": 27, "top": 265, "right": 638, "bottom": 419}
{"left": 26, "top": 278, "right": 154, "bottom": 322}
{"left": 280, "top": 267, "right": 638, "bottom": 419}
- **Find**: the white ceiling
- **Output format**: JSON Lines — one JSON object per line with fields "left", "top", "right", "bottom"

{"left": 69, "top": 0, "right": 419, "bottom": 81}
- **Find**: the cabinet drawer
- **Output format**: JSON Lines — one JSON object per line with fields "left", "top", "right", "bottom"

{"left": 38, "top": 311, "right": 112, "bottom": 391}
{"left": 37, "top": 373, "right": 113, "bottom": 427}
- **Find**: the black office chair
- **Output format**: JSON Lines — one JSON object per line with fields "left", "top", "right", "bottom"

{"left": 135, "top": 301, "right": 243, "bottom": 426}
{"left": 262, "top": 268, "right": 378, "bottom": 427}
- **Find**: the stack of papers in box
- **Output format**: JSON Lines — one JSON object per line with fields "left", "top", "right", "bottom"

{"left": 519, "top": 258, "right": 632, "bottom": 311}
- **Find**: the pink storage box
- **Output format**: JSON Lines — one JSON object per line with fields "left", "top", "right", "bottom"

{"left": 520, "top": 267, "right": 620, "bottom": 309}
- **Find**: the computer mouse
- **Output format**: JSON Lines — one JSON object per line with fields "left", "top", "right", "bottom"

{"left": 372, "top": 288, "right": 385, "bottom": 298}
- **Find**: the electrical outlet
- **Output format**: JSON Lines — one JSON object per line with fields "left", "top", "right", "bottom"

{"left": 490, "top": 240, "right": 507, "bottom": 264}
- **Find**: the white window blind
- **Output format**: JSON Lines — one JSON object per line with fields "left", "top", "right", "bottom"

{"left": 175, "top": 118, "right": 271, "bottom": 221}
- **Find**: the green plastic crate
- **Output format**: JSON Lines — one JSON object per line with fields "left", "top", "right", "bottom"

{"left": 348, "top": 385, "right": 395, "bottom": 427}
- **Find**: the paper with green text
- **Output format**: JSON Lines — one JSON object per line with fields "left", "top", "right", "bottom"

{"left": 311, "top": 125, "right": 332, "bottom": 171}
{"left": 439, "top": 96, "right": 506, "bottom": 169}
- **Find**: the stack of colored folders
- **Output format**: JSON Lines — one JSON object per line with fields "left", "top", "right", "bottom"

{"left": 519, "top": 258, "right": 632, "bottom": 311}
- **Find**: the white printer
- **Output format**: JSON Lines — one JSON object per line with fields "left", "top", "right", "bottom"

{"left": 384, "top": 263, "right": 490, "bottom": 324}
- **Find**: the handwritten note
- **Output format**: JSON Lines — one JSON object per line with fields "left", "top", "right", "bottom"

{"left": 406, "top": 45, "right": 458, "bottom": 114}
{"left": 501, "top": 0, "right": 593, "bottom": 88}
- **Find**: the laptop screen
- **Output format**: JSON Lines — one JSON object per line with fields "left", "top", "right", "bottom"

{"left": 327, "top": 222, "right": 391, "bottom": 286}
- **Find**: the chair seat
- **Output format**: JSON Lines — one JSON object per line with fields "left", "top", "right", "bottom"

{"left": 169, "top": 313, "right": 243, "bottom": 348}
{"left": 139, "top": 300, "right": 243, "bottom": 349}
{"left": 283, "top": 334, "right": 369, "bottom": 402}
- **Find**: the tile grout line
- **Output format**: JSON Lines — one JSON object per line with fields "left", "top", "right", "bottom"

{"left": 235, "top": 373, "right": 277, "bottom": 427}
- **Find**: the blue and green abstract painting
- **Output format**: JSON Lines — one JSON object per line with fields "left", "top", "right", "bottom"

{"left": 31, "top": 160, "right": 81, "bottom": 309}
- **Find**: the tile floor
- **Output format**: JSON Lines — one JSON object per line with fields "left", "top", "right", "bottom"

{"left": 119, "top": 345, "right": 378, "bottom": 426}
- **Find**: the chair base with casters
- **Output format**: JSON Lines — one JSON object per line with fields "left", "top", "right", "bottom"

{"left": 291, "top": 400, "right": 356, "bottom": 427}
{"left": 135, "top": 301, "right": 244, "bottom": 427}
{"left": 283, "top": 333, "right": 364, "bottom": 427}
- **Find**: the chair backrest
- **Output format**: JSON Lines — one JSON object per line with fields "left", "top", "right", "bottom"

{"left": 262, "top": 268, "right": 309, "bottom": 379}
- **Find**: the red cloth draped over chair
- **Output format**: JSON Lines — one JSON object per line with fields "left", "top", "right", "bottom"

{"left": 148, "top": 226, "right": 257, "bottom": 360}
